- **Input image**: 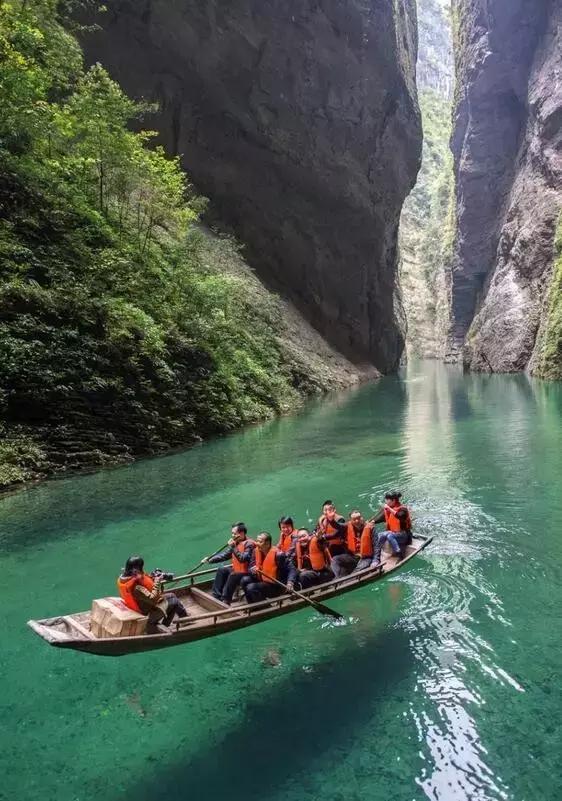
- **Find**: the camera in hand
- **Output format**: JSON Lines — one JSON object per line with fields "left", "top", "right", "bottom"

{"left": 151, "top": 569, "right": 174, "bottom": 582}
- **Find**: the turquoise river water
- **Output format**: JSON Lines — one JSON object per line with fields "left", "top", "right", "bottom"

{"left": 2, "top": 360, "right": 562, "bottom": 801}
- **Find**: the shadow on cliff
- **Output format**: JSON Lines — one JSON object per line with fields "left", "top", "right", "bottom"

{"left": 123, "top": 622, "right": 413, "bottom": 801}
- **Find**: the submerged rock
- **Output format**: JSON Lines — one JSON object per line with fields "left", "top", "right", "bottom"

{"left": 262, "top": 649, "right": 282, "bottom": 668}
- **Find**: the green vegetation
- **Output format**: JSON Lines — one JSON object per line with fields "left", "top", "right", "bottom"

{"left": 399, "top": 86, "right": 454, "bottom": 355}
{"left": 536, "top": 220, "right": 562, "bottom": 380}
{"left": 0, "top": 0, "right": 324, "bottom": 488}
{"left": 450, "top": 1, "right": 468, "bottom": 105}
{"left": 404, "top": 88, "right": 453, "bottom": 239}
{"left": 416, "top": 90, "right": 455, "bottom": 284}
{"left": 0, "top": 426, "right": 46, "bottom": 486}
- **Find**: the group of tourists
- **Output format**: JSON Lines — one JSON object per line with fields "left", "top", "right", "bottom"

{"left": 117, "top": 491, "right": 412, "bottom": 629}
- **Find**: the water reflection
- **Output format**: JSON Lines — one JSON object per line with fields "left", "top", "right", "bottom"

{"left": 399, "top": 361, "right": 524, "bottom": 800}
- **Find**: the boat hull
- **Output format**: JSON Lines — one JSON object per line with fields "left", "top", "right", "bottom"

{"left": 28, "top": 535, "right": 432, "bottom": 656}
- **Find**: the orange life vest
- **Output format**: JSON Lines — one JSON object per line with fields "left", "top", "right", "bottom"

{"left": 231, "top": 539, "right": 255, "bottom": 573}
{"left": 297, "top": 536, "right": 331, "bottom": 571}
{"left": 255, "top": 546, "right": 280, "bottom": 583}
{"left": 319, "top": 517, "right": 346, "bottom": 551}
{"left": 117, "top": 572, "right": 155, "bottom": 613}
{"left": 277, "top": 529, "right": 297, "bottom": 553}
{"left": 346, "top": 522, "right": 374, "bottom": 558}
{"left": 384, "top": 504, "right": 412, "bottom": 533}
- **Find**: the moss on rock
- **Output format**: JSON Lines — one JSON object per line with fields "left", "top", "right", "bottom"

{"left": 535, "top": 223, "right": 562, "bottom": 380}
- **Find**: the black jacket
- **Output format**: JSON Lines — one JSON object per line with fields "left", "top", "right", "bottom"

{"left": 318, "top": 516, "right": 349, "bottom": 556}
{"left": 209, "top": 539, "right": 255, "bottom": 567}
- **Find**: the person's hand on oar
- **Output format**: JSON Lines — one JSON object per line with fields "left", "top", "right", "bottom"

{"left": 200, "top": 538, "right": 235, "bottom": 563}
{"left": 256, "top": 570, "right": 343, "bottom": 621}
{"left": 164, "top": 542, "right": 231, "bottom": 584}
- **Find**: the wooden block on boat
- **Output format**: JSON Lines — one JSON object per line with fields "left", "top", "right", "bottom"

{"left": 91, "top": 597, "right": 147, "bottom": 638}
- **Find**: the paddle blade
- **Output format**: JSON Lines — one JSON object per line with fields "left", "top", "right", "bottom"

{"left": 313, "top": 602, "right": 344, "bottom": 620}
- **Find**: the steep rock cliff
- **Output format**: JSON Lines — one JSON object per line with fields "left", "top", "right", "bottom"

{"left": 449, "top": 0, "right": 562, "bottom": 374}
{"left": 83, "top": 0, "right": 422, "bottom": 372}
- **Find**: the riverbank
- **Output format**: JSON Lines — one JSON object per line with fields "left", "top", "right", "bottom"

{"left": 0, "top": 235, "right": 377, "bottom": 495}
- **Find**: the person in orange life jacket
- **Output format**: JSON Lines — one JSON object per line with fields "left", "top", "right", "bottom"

{"left": 371, "top": 491, "right": 412, "bottom": 564}
{"left": 277, "top": 516, "right": 299, "bottom": 552}
{"left": 244, "top": 532, "right": 295, "bottom": 603}
{"left": 317, "top": 501, "right": 356, "bottom": 577}
{"left": 203, "top": 523, "right": 255, "bottom": 605}
{"left": 117, "top": 556, "right": 188, "bottom": 629}
{"left": 316, "top": 499, "right": 342, "bottom": 529}
{"left": 290, "top": 528, "right": 334, "bottom": 590}
{"left": 345, "top": 510, "right": 377, "bottom": 571}
{"left": 369, "top": 491, "right": 412, "bottom": 530}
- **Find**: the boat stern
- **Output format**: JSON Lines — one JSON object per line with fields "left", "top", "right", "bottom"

{"left": 27, "top": 617, "right": 84, "bottom": 648}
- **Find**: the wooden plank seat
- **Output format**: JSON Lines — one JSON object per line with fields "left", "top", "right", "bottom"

{"left": 190, "top": 586, "right": 230, "bottom": 611}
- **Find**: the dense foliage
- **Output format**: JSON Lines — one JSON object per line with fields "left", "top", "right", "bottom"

{"left": 0, "top": 0, "right": 312, "bottom": 487}
{"left": 536, "top": 219, "right": 562, "bottom": 380}
{"left": 399, "top": 85, "right": 454, "bottom": 356}
{"left": 415, "top": 90, "right": 455, "bottom": 281}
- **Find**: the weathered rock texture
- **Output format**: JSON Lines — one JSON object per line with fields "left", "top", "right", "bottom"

{"left": 399, "top": 0, "right": 454, "bottom": 359}
{"left": 449, "top": 0, "right": 562, "bottom": 374}
{"left": 83, "top": 0, "right": 422, "bottom": 372}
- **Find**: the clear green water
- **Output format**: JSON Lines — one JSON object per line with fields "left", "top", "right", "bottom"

{"left": 2, "top": 361, "right": 562, "bottom": 801}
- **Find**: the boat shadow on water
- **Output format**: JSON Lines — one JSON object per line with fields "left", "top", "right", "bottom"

{"left": 124, "top": 625, "right": 414, "bottom": 801}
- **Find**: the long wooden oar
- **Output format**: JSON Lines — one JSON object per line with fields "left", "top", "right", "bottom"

{"left": 165, "top": 542, "right": 230, "bottom": 584}
{"left": 256, "top": 570, "right": 343, "bottom": 621}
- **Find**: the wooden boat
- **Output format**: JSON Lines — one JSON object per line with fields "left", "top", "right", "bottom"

{"left": 27, "top": 534, "right": 432, "bottom": 657}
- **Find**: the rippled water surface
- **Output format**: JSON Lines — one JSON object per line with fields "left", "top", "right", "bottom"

{"left": 2, "top": 361, "right": 562, "bottom": 801}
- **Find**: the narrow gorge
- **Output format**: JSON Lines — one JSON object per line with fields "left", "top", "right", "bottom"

{"left": 399, "top": 0, "right": 454, "bottom": 360}
{"left": 4, "top": 5, "right": 562, "bottom": 799}
{"left": 1, "top": 0, "right": 561, "bottom": 489}
{"left": 400, "top": 0, "right": 562, "bottom": 381}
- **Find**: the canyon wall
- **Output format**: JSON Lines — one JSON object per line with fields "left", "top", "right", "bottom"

{"left": 449, "top": 0, "right": 562, "bottom": 376}
{"left": 83, "top": 0, "right": 422, "bottom": 372}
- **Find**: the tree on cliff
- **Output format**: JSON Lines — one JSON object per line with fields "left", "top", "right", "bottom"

{"left": 0, "top": 0, "right": 308, "bottom": 487}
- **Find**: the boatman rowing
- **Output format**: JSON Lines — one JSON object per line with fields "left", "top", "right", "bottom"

{"left": 202, "top": 522, "right": 255, "bottom": 605}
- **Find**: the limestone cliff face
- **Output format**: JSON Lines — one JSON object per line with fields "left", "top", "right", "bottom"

{"left": 83, "top": 0, "right": 422, "bottom": 372}
{"left": 449, "top": 0, "right": 562, "bottom": 373}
